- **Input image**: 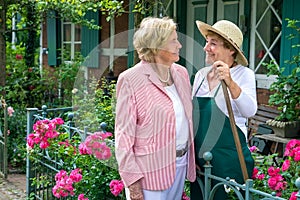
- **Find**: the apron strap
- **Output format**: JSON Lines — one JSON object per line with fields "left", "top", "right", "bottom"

{"left": 213, "top": 84, "right": 222, "bottom": 98}
{"left": 194, "top": 77, "right": 205, "bottom": 95}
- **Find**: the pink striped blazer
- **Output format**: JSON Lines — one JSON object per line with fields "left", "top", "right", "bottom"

{"left": 115, "top": 61, "right": 196, "bottom": 190}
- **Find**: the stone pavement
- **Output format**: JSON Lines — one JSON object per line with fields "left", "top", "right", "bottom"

{"left": 0, "top": 173, "right": 26, "bottom": 200}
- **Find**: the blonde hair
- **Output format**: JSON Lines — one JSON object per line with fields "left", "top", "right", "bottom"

{"left": 133, "top": 17, "right": 177, "bottom": 62}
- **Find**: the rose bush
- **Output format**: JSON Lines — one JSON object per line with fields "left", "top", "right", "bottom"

{"left": 250, "top": 139, "right": 300, "bottom": 200}
{"left": 27, "top": 118, "right": 125, "bottom": 199}
{"left": 27, "top": 117, "right": 192, "bottom": 200}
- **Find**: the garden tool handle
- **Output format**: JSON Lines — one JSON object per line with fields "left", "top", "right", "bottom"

{"left": 221, "top": 80, "right": 249, "bottom": 181}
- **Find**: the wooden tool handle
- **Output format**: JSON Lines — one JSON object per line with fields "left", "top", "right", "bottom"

{"left": 221, "top": 80, "right": 249, "bottom": 181}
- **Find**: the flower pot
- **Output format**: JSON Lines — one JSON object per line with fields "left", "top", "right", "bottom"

{"left": 271, "top": 121, "right": 300, "bottom": 138}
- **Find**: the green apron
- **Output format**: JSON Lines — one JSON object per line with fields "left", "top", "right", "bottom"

{"left": 191, "top": 80, "right": 254, "bottom": 200}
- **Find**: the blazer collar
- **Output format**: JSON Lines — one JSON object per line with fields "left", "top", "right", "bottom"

{"left": 141, "top": 61, "right": 167, "bottom": 92}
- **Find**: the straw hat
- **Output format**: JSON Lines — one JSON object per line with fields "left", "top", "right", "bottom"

{"left": 196, "top": 20, "right": 248, "bottom": 66}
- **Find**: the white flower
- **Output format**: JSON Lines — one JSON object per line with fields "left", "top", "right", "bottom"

{"left": 72, "top": 88, "right": 78, "bottom": 94}
{"left": 224, "top": 179, "right": 240, "bottom": 193}
{"left": 7, "top": 106, "right": 14, "bottom": 117}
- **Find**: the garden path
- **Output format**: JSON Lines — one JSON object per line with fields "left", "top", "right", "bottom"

{"left": 0, "top": 173, "right": 26, "bottom": 200}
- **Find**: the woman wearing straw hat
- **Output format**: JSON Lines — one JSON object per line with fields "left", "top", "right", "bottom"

{"left": 191, "top": 20, "right": 257, "bottom": 199}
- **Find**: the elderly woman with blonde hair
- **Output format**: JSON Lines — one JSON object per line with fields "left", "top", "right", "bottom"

{"left": 115, "top": 17, "right": 196, "bottom": 200}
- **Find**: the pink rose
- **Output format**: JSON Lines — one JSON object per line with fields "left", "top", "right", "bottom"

{"left": 281, "top": 159, "right": 290, "bottom": 171}
{"left": 249, "top": 146, "right": 258, "bottom": 152}
{"left": 7, "top": 106, "right": 14, "bottom": 117}
{"left": 109, "top": 180, "right": 124, "bottom": 196}
{"left": 78, "top": 194, "right": 88, "bottom": 200}
{"left": 289, "top": 192, "right": 298, "bottom": 200}
{"left": 257, "top": 173, "right": 265, "bottom": 180}
{"left": 284, "top": 139, "right": 300, "bottom": 157}
{"left": 252, "top": 167, "right": 259, "bottom": 179}
{"left": 268, "top": 167, "right": 280, "bottom": 177}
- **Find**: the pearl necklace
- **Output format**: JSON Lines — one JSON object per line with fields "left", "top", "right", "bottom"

{"left": 157, "top": 68, "right": 170, "bottom": 83}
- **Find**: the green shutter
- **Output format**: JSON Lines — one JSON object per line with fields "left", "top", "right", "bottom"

{"left": 81, "top": 11, "right": 99, "bottom": 68}
{"left": 177, "top": 0, "right": 187, "bottom": 67}
{"left": 47, "top": 11, "right": 60, "bottom": 66}
{"left": 242, "top": 0, "right": 251, "bottom": 61}
{"left": 127, "top": 0, "right": 135, "bottom": 68}
{"left": 280, "top": 0, "right": 300, "bottom": 75}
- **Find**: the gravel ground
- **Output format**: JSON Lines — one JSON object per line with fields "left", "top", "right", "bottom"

{"left": 0, "top": 174, "right": 26, "bottom": 200}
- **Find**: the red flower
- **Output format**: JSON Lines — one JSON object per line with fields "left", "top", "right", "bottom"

{"left": 182, "top": 191, "right": 190, "bottom": 200}
{"left": 15, "top": 54, "right": 23, "bottom": 60}
{"left": 29, "top": 85, "right": 35, "bottom": 90}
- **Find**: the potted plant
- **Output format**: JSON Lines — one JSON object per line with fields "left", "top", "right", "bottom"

{"left": 264, "top": 19, "right": 300, "bottom": 138}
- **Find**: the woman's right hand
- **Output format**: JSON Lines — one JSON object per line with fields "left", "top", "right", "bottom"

{"left": 128, "top": 180, "right": 144, "bottom": 200}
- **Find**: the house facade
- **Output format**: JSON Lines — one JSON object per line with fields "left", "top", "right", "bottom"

{"left": 42, "top": 0, "right": 300, "bottom": 105}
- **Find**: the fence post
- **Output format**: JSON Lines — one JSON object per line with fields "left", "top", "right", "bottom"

{"left": 26, "top": 108, "right": 38, "bottom": 198}
{"left": 41, "top": 105, "right": 47, "bottom": 118}
{"left": 203, "top": 152, "right": 213, "bottom": 200}
{"left": 296, "top": 178, "right": 300, "bottom": 200}
{"left": 100, "top": 122, "right": 107, "bottom": 132}
{"left": 83, "top": 127, "right": 88, "bottom": 141}
{"left": 245, "top": 179, "right": 253, "bottom": 200}
{"left": 67, "top": 113, "right": 74, "bottom": 139}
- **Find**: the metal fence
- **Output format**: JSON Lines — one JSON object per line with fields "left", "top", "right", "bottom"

{"left": 26, "top": 106, "right": 300, "bottom": 200}
{"left": 197, "top": 152, "right": 300, "bottom": 200}
{"left": 26, "top": 105, "right": 81, "bottom": 199}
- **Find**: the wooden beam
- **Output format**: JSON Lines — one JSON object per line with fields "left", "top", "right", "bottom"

{"left": 0, "top": 0, "right": 6, "bottom": 96}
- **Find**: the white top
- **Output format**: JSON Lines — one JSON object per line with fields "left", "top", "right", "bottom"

{"left": 192, "top": 65, "right": 258, "bottom": 138}
{"left": 165, "top": 84, "right": 189, "bottom": 150}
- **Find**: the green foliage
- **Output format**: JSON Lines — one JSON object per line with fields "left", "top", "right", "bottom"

{"left": 265, "top": 19, "right": 300, "bottom": 122}
{"left": 6, "top": 108, "right": 27, "bottom": 172}
{"left": 72, "top": 76, "right": 116, "bottom": 133}
{"left": 43, "top": 53, "right": 83, "bottom": 107}
{"left": 2, "top": 43, "right": 83, "bottom": 170}
{"left": 3, "top": 42, "right": 46, "bottom": 108}
{"left": 95, "top": 78, "right": 116, "bottom": 132}
{"left": 132, "top": 0, "right": 167, "bottom": 16}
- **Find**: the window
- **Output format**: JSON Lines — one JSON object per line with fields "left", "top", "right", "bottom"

{"left": 61, "top": 21, "right": 81, "bottom": 62}
{"left": 249, "top": 0, "right": 283, "bottom": 88}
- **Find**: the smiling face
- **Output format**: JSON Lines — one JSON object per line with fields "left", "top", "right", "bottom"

{"left": 155, "top": 30, "right": 182, "bottom": 66}
{"left": 203, "top": 33, "right": 235, "bottom": 65}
